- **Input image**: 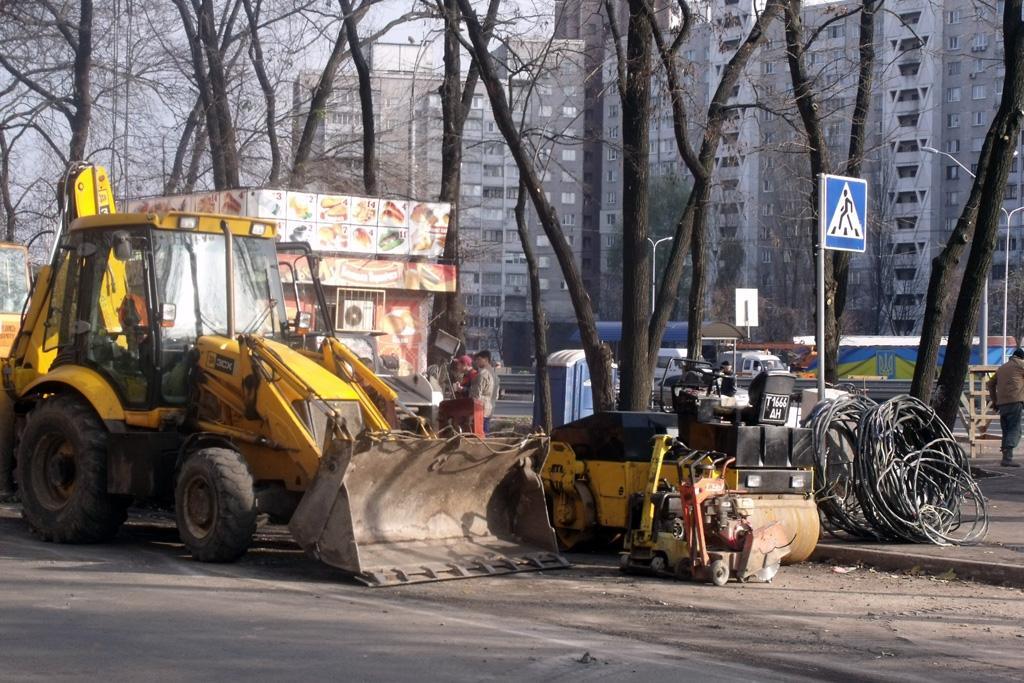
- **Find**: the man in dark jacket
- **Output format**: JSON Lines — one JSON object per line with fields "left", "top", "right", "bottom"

{"left": 987, "top": 348, "right": 1024, "bottom": 467}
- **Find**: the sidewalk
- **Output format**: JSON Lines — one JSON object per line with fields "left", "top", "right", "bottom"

{"left": 811, "top": 444, "right": 1024, "bottom": 586}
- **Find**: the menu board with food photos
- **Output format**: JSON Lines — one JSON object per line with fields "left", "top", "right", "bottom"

{"left": 249, "top": 189, "right": 287, "bottom": 221}
{"left": 408, "top": 202, "right": 450, "bottom": 257}
{"left": 219, "top": 189, "right": 245, "bottom": 215}
{"left": 286, "top": 192, "right": 316, "bottom": 222}
{"left": 349, "top": 197, "right": 379, "bottom": 226}
{"left": 124, "top": 190, "right": 451, "bottom": 260}
{"left": 317, "top": 194, "right": 349, "bottom": 222}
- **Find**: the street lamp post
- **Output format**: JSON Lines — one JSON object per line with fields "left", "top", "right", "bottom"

{"left": 1001, "top": 206, "right": 1024, "bottom": 361}
{"left": 921, "top": 146, "right": 1021, "bottom": 364}
{"left": 647, "top": 236, "right": 673, "bottom": 315}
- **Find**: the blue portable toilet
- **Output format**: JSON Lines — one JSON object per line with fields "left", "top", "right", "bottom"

{"left": 537, "top": 350, "right": 597, "bottom": 428}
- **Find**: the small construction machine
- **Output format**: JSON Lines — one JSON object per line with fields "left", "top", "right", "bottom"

{"left": 620, "top": 436, "right": 793, "bottom": 585}
{"left": 4, "top": 164, "right": 565, "bottom": 585}
{"left": 542, "top": 369, "right": 819, "bottom": 563}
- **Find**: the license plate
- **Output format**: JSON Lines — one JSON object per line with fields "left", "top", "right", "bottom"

{"left": 758, "top": 393, "right": 790, "bottom": 424}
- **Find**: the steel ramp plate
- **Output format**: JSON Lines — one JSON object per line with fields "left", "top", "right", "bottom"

{"left": 289, "top": 433, "right": 570, "bottom": 586}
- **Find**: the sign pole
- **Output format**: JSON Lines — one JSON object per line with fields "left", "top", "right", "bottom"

{"left": 817, "top": 173, "right": 867, "bottom": 402}
{"left": 817, "top": 176, "right": 827, "bottom": 401}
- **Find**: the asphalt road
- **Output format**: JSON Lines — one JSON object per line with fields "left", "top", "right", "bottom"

{"left": 2, "top": 504, "right": 1023, "bottom": 682}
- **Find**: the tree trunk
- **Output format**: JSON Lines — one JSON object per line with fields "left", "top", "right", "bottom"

{"left": 929, "top": 1, "right": 1024, "bottom": 425}
{"left": 783, "top": 0, "right": 838, "bottom": 383}
{"left": 516, "top": 178, "right": 551, "bottom": 431}
{"left": 165, "top": 97, "right": 203, "bottom": 194}
{"left": 458, "top": 0, "right": 615, "bottom": 410}
{"left": 0, "top": 130, "right": 14, "bottom": 242}
{"left": 645, "top": 0, "right": 783, "bottom": 369}
{"left": 427, "top": 0, "right": 499, "bottom": 367}
{"left": 184, "top": 121, "right": 207, "bottom": 192}
{"left": 617, "top": 0, "right": 653, "bottom": 410}
{"left": 173, "top": 0, "right": 225, "bottom": 188}
{"left": 289, "top": 26, "right": 348, "bottom": 188}
{"left": 241, "top": 0, "right": 280, "bottom": 184}
{"left": 67, "top": 0, "right": 93, "bottom": 161}
{"left": 833, "top": 1, "right": 878, "bottom": 335}
{"left": 196, "top": 0, "right": 240, "bottom": 188}
{"left": 338, "top": 0, "right": 377, "bottom": 195}
{"left": 428, "top": 0, "right": 468, "bottom": 367}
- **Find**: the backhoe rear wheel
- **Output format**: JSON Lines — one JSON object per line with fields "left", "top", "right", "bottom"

{"left": 175, "top": 447, "right": 256, "bottom": 563}
{"left": 17, "top": 394, "right": 128, "bottom": 543}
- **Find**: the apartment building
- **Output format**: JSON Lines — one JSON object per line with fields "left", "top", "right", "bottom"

{"left": 294, "top": 40, "right": 586, "bottom": 364}
{"left": 560, "top": 0, "right": 1018, "bottom": 337}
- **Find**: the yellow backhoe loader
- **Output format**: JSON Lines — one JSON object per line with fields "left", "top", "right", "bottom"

{"left": 4, "top": 164, "right": 565, "bottom": 585}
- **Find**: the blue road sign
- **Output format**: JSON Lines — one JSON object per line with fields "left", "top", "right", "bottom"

{"left": 819, "top": 174, "right": 868, "bottom": 252}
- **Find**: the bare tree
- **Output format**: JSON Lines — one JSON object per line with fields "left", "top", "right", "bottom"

{"left": 642, "top": 0, "right": 784, "bottom": 368}
{"left": 241, "top": 0, "right": 281, "bottom": 185}
{"left": 780, "top": 0, "right": 878, "bottom": 384}
{"left": 925, "top": 1, "right": 1024, "bottom": 425}
{"left": 337, "top": 0, "right": 377, "bottom": 194}
{"left": 605, "top": 0, "right": 653, "bottom": 410}
{"left": 0, "top": 0, "right": 95, "bottom": 162}
{"left": 427, "top": 0, "right": 500, "bottom": 367}
{"left": 457, "top": 0, "right": 615, "bottom": 410}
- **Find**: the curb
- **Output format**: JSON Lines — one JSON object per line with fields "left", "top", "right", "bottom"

{"left": 810, "top": 542, "right": 1024, "bottom": 588}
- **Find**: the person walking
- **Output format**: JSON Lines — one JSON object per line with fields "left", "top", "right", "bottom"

{"left": 987, "top": 348, "right": 1024, "bottom": 467}
{"left": 470, "top": 350, "right": 498, "bottom": 434}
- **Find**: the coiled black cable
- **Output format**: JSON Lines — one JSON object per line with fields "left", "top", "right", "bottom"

{"left": 806, "top": 394, "right": 988, "bottom": 545}
{"left": 855, "top": 395, "right": 988, "bottom": 545}
{"left": 804, "top": 394, "right": 879, "bottom": 539}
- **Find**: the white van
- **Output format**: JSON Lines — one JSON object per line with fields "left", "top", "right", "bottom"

{"left": 738, "top": 352, "right": 785, "bottom": 377}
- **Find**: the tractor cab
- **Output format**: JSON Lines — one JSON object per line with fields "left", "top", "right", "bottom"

{"left": 9, "top": 213, "right": 287, "bottom": 410}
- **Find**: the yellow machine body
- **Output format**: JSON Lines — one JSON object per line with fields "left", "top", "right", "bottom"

{"left": 543, "top": 412, "right": 820, "bottom": 564}
{"left": 5, "top": 165, "right": 565, "bottom": 586}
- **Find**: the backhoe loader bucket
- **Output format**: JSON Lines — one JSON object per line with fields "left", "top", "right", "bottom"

{"left": 289, "top": 433, "right": 568, "bottom": 586}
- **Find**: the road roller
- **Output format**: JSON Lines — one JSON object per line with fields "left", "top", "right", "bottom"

{"left": 541, "top": 369, "right": 820, "bottom": 563}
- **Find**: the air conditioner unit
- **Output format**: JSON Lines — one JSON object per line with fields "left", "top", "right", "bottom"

{"left": 341, "top": 299, "right": 375, "bottom": 331}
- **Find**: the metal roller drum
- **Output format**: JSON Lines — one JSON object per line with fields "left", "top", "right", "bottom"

{"left": 289, "top": 433, "right": 568, "bottom": 586}
{"left": 741, "top": 495, "right": 821, "bottom": 564}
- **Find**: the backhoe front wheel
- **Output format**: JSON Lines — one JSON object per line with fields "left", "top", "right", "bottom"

{"left": 17, "top": 395, "right": 129, "bottom": 542}
{"left": 175, "top": 447, "right": 256, "bottom": 563}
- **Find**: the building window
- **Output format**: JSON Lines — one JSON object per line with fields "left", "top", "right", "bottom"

{"left": 606, "top": 192, "right": 617, "bottom": 205}
{"left": 973, "top": 111, "right": 987, "bottom": 126}
{"left": 561, "top": 192, "right": 576, "bottom": 204}
{"left": 948, "top": 61, "right": 961, "bottom": 76}
{"left": 762, "top": 178, "right": 774, "bottom": 192}
{"left": 897, "top": 165, "right": 918, "bottom": 178}
{"left": 896, "top": 217, "right": 917, "bottom": 230}
{"left": 482, "top": 273, "right": 501, "bottom": 285}
{"left": 948, "top": 35, "right": 960, "bottom": 50}
{"left": 505, "top": 273, "right": 527, "bottom": 287}
{"left": 563, "top": 213, "right": 576, "bottom": 225}
{"left": 481, "top": 295, "right": 502, "bottom": 307}
{"left": 761, "top": 249, "right": 772, "bottom": 264}
{"left": 946, "top": 87, "right": 962, "bottom": 102}
{"left": 972, "top": 33, "right": 989, "bottom": 51}
{"left": 607, "top": 169, "right": 618, "bottom": 182}
{"left": 947, "top": 113, "right": 961, "bottom": 128}
{"left": 607, "top": 125, "right": 619, "bottom": 139}
{"left": 946, "top": 191, "right": 960, "bottom": 206}
{"left": 539, "top": 104, "right": 552, "bottom": 117}
{"left": 763, "top": 62, "right": 775, "bottom": 75}
{"left": 972, "top": 84, "right": 987, "bottom": 99}
{"left": 946, "top": 139, "right": 961, "bottom": 153}
{"left": 536, "top": 235, "right": 550, "bottom": 247}
{"left": 827, "top": 24, "right": 844, "bottom": 39}
{"left": 608, "top": 104, "right": 619, "bottom": 117}
{"left": 947, "top": 9, "right": 961, "bottom": 24}
{"left": 895, "top": 139, "right": 920, "bottom": 153}
{"left": 562, "top": 105, "right": 577, "bottom": 117}
{"left": 483, "top": 229, "right": 502, "bottom": 242}
{"left": 607, "top": 148, "right": 618, "bottom": 161}
{"left": 946, "top": 165, "right": 960, "bottom": 180}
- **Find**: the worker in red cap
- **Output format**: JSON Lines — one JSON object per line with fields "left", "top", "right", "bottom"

{"left": 452, "top": 354, "right": 477, "bottom": 398}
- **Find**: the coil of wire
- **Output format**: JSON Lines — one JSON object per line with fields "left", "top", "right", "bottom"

{"left": 804, "top": 394, "right": 879, "bottom": 539}
{"left": 855, "top": 395, "right": 988, "bottom": 545}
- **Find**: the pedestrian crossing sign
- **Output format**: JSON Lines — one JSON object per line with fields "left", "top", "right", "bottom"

{"left": 820, "top": 174, "right": 868, "bottom": 252}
